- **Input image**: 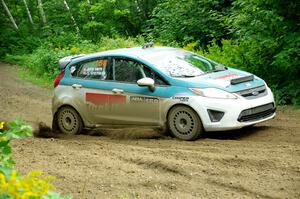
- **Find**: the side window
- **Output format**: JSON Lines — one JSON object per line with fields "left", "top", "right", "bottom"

{"left": 113, "top": 58, "right": 168, "bottom": 85}
{"left": 71, "top": 58, "right": 111, "bottom": 80}
{"left": 114, "top": 59, "right": 144, "bottom": 82}
{"left": 143, "top": 66, "right": 168, "bottom": 86}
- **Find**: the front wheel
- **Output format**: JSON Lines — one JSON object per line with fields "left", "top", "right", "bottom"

{"left": 168, "top": 106, "right": 203, "bottom": 141}
{"left": 57, "top": 106, "right": 83, "bottom": 135}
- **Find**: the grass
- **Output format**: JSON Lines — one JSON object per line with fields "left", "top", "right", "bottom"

{"left": 17, "top": 67, "right": 52, "bottom": 89}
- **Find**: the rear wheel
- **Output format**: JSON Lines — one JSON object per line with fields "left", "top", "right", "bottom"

{"left": 168, "top": 106, "right": 203, "bottom": 140}
{"left": 57, "top": 106, "right": 83, "bottom": 135}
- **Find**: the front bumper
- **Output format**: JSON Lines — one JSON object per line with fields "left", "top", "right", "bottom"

{"left": 188, "top": 87, "right": 276, "bottom": 131}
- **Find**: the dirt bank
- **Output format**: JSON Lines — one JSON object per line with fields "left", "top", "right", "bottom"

{"left": 1, "top": 63, "right": 299, "bottom": 198}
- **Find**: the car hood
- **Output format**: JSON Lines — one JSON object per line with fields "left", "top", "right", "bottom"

{"left": 172, "top": 68, "right": 265, "bottom": 93}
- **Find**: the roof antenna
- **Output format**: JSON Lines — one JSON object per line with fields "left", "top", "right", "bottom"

{"left": 142, "top": 43, "right": 154, "bottom": 49}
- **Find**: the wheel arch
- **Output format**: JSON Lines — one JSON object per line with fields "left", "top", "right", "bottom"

{"left": 166, "top": 103, "right": 202, "bottom": 122}
{"left": 52, "top": 104, "right": 85, "bottom": 130}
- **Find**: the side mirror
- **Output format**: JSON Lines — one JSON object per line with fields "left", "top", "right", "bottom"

{"left": 137, "top": 77, "right": 155, "bottom": 92}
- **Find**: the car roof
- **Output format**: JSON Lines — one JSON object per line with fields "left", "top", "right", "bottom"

{"left": 69, "top": 46, "right": 178, "bottom": 65}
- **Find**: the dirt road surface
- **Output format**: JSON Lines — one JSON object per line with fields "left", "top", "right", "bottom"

{"left": 0, "top": 63, "right": 299, "bottom": 199}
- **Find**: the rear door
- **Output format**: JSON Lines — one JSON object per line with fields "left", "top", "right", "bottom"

{"left": 69, "top": 57, "right": 127, "bottom": 124}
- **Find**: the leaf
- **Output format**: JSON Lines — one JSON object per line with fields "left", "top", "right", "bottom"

{"left": 2, "top": 146, "right": 12, "bottom": 154}
{"left": 0, "top": 140, "right": 9, "bottom": 147}
{"left": 0, "top": 166, "right": 13, "bottom": 180}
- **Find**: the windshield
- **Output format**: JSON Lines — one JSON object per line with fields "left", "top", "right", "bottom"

{"left": 142, "top": 49, "right": 223, "bottom": 77}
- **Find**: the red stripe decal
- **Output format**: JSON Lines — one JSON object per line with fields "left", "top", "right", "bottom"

{"left": 86, "top": 93, "right": 126, "bottom": 105}
{"left": 213, "top": 73, "right": 240, "bottom": 80}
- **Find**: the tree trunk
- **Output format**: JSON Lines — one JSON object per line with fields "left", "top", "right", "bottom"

{"left": 37, "top": 0, "right": 46, "bottom": 24}
{"left": 63, "top": 0, "right": 80, "bottom": 33}
{"left": 1, "top": 0, "right": 19, "bottom": 30}
{"left": 22, "top": 0, "right": 34, "bottom": 25}
{"left": 86, "top": 0, "right": 94, "bottom": 20}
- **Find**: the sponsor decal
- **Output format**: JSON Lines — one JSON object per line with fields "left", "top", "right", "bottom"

{"left": 245, "top": 83, "right": 252, "bottom": 87}
{"left": 213, "top": 73, "right": 240, "bottom": 80}
{"left": 130, "top": 96, "right": 159, "bottom": 103}
{"left": 86, "top": 93, "right": 126, "bottom": 105}
{"left": 172, "top": 96, "right": 189, "bottom": 102}
{"left": 82, "top": 67, "right": 105, "bottom": 76}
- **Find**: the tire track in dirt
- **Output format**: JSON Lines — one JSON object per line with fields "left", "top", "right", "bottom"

{"left": 118, "top": 156, "right": 188, "bottom": 176}
{"left": 207, "top": 179, "right": 276, "bottom": 199}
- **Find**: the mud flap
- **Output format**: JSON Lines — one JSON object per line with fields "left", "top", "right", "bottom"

{"left": 52, "top": 113, "right": 59, "bottom": 133}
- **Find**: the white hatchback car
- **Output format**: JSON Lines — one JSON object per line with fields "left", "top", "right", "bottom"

{"left": 52, "top": 45, "right": 276, "bottom": 140}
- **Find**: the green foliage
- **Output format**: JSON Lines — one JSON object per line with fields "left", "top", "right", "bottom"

{"left": 184, "top": 40, "right": 241, "bottom": 68}
{"left": 78, "top": 0, "right": 157, "bottom": 39}
{"left": 228, "top": 0, "right": 300, "bottom": 105}
{"left": 0, "top": 119, "right": 32, "bottom": 168}
{"left": 80, "top": 0, "right": 131, "bottom": 38}
{"left": 146, "top": 0, "right": 232, "bottom": 47}
{"left": 0, "top": 119, "right": 71, "bottom": 199}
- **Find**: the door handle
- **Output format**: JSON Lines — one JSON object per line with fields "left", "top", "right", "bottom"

{"left": 72, "top": 84, "right": 82, "bottom": 89}
{"left": 112, "top": 88, "right": 124, "bottom": 94}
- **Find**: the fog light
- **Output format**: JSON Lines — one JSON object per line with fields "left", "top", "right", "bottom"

{"left": 207, "top": 109, "right": 224, "bottom": 122}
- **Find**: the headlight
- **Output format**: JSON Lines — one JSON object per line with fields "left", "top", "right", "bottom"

{"left": 190, "top": 88, "right": 238, "bottom": 99}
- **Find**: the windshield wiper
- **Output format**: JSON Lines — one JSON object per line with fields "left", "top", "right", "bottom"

{"left": 205, "top": 69, "right": 225, "bottom": 74}
{"left": 172, "top": 75, "right": 199, "bottom": 78}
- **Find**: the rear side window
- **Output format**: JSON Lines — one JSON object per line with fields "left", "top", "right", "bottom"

{"left": 71, "top": 58, "right": 111, "bottom": 80}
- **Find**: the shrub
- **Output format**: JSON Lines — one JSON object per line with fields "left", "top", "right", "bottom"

{"left": 0, "top": 119, "right": 71, "bottom": 199}
{"left": 184, "top": 40, "right": 241, "bottom": 68}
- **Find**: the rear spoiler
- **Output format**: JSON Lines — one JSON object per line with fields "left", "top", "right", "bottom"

{"left": 231, "top": 75, "right": 254, "bottom": 85}
{"left": 58, "top": 54, "right": 85, "bottom": 69}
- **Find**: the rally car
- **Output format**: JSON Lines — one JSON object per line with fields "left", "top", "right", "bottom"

{"left": 52, "top": 44, "right": 276, "bottom": 140}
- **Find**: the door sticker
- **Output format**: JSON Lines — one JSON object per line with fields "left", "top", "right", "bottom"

{"left": 86, "top": 93, "right": 126, "bottom": 105}
{"left": 172, "top": 96, "right": 189, "bottom": 102}
{"left": 130, "top": 96, "right": 159, "bottom": 103}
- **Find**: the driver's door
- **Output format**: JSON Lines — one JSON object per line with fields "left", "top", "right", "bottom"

{"left": 107, "top": 57, "right": 166, "bottom": 126}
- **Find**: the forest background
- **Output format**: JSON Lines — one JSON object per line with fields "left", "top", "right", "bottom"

{"left": 1, "top": 0, "right": 299, "bottom": 105}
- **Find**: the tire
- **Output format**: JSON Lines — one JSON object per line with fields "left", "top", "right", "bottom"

{"left": 57, "top": 106, "right": 83, "bottom": 135}
{"left": 168, "top": 106, "right": 203, "bottom": 141}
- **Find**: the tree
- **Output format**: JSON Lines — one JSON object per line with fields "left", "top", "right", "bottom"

{"left": 37, "top": 0, "right": 46, "bottom": 24}
{"left": 63, "top": 0, "right": 79, "bottom": 33}
{"left": 1, "top": 0, "right": 18, "bottom": 30}
{"left": 22, "top": 0, "right": 34, "bottom": 25}
{"left": 230, "top": 0, "right": 300, "bottom": 104}
{"left": 145, "top": 0, "right": 233, "bottom": 48}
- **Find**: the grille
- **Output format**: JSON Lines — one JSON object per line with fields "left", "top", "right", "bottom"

{"left": 238, "top": 103, "right": 275, "bottom": 122}
{"left": 235, "top": 85, "right": 267, "bottom": 99}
